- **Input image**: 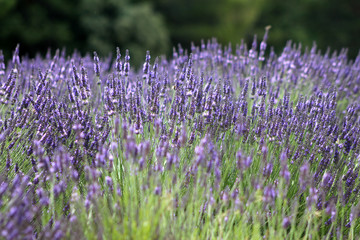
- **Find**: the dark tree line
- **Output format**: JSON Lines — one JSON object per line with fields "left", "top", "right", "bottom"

{"left": 0, "top": 0, "right": 359, "bottom": 66}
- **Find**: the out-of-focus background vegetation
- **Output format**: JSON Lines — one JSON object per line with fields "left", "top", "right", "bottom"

{"left": 0, "top": 0, "right": 359, "bottom": 66}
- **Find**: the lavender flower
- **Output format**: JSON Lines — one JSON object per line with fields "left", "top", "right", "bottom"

{"left": 0, "top": 32, "right": 358, "bottom": 239}
{"left": 93, "top": 51, "right": 100, "bottom": 78}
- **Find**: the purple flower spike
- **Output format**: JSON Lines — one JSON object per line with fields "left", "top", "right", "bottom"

{"left": 154, "top": 185, "right": 162, "bottom": 196}
{"left": 282, "top": 217, "right": 291, "bottom": 229}
{"left": 105, "top": 176, "right": 113, "bottom": 192}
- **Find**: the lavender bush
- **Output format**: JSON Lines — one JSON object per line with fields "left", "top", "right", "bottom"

{"left": 0, "top": 30, "right": 360, "bottom": 239}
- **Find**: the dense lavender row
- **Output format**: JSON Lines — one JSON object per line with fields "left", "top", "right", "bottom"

{"left": 0, "top": 31, "right": 360, "bottom": 239}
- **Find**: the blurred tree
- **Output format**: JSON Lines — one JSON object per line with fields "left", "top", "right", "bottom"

{"left": 137, "top": 0, "right": 264, "bottom": 49}
{"left": 0, "top": 0, "right": 169, "bottom": 67}
{"left": 0, "top": 0, "right": 17, "bottom": 16}
{"left": 136, "top": 0, "right": 359, "bottom": 58}
{"left": 216, "top": 0, "right": 265, "bottom": 44}
{"left": 0, "top": 0, "right": 82, "bottom": 60}
{"left": 80, "top": 0, "right": 169, "bottom": 66}
{"left": 0, "top": 0, "right": 359, "bottom": 63}
{"left": 254, "top": 0, "right": 360, "bottom": 58}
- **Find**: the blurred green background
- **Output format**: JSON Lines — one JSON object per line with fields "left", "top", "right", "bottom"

{"left": 0, "top": 0, "right": 359, "bottom": 66}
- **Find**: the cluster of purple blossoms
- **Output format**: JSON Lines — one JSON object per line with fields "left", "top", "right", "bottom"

{"left": 0, "top": 32, "right": 360, "bottom": 238}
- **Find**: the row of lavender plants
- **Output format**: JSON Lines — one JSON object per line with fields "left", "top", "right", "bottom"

{"left": 0, "top": 30, "right": 360, "bottom": 239}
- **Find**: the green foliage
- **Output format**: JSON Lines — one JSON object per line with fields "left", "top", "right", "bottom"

{"left": 0, "top": 0, "right": 80, "bottom": 58}
{"left": 137, "top": 0, "right": 359, "bottom": 58}
{"left": 254, "top": 0, "right": 360, "bottom": 58}
{"left": 0, "top": 0, "right": 169, "bottom": 67}
{"left": 140, "top": 0, "right": 264, "bottom": 48}
{"left": 0, "top": 0, "right": 359, "bottom": 63}
{"left": 214, "top": 0, "right": 265, "bottom": 44}
{"left": 80, "top": 0, "right": 169, "bottom": 66}
{"left": 0, "top": 0, "right": 17, "bottom": 16}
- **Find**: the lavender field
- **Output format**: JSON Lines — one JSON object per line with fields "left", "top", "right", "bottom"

{"left": 1, "top": 31, "right": 360, "bottom": 239}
